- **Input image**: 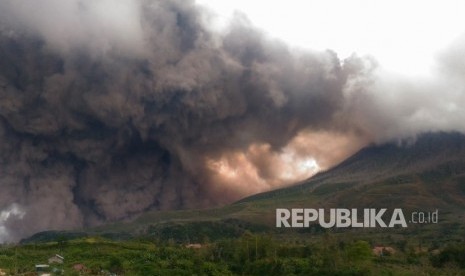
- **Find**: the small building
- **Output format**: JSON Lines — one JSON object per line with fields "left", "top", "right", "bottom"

{"left": 48, "top": 254, "right": 64, "bottom": 264}
{"left": 73, "top": 263, "right": 88, "bottom": 273}
{"left": 372, "top": 246, "right": 395, "bottom": 256}
{"left": 185, "top": 243, "right": 202, "bottom": 249}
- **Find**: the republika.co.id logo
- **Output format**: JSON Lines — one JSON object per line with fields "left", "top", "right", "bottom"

{"left": 276, "top": 208, "right": 438, "bottom": 228}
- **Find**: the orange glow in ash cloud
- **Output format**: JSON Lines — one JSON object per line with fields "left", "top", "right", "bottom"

{"left": 205, "top": 130, "right": 367, "bottom": 200}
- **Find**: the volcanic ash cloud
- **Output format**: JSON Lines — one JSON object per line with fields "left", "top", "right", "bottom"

{"left": 0, "top": 0, "right": 464, "bottom": 242}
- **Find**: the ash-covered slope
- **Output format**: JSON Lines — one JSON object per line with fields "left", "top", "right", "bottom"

{"left": 239, "top": 131, "right": 465, "bottom": 208}
{"left": 21, "top": 132, "right": 465, "bottom": 244}
{"left": 319, "top": 131, "right": 465, "bottom": 181}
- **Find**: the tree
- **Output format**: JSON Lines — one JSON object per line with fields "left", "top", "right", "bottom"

{"left": 345, "top": 240, "right": 372, "bottom": 264}
{"left": 107, "top": 256, "right": 123, "bottom": 274}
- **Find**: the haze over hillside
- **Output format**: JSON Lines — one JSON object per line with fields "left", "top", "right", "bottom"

{"left": 241, "top": 131, "right": 465, "bottom": 206}
{"left": 118, "top": 131, "right": 465, "bottom": 242}
{"left": 21, "top": 131, "right": 465, "bottom": 244}
{"left": 1, "top": 0, "right": 465, "bottom": 243}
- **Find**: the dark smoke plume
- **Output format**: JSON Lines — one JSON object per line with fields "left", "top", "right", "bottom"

{"left": 0, "top": 0, "right": 464, "bottom": 242}
{"left": 0, "top": 0, "right": 360, "bottom": 241}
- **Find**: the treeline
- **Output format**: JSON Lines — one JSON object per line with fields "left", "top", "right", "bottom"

{"left": 206, "top": 234, "right": 373, "bottom": 275}
{"left": 0, "top": 235, "right": 464, "bottom": 275}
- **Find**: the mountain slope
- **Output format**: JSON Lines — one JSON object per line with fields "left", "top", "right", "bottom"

{"left": 22, "top": 132, "right": 465, "bottom": 243}
{"left": 239, "top": 131, "right": 465, "bottom": 206}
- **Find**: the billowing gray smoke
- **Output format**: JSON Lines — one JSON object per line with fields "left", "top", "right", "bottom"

{"left": 0, "top": 0, "right": 358, "bottom": 241}
{"left": 1, "top": 0, "right": 464, "bottom": 242}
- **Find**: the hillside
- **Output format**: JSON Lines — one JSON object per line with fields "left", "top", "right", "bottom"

{"left": 22, "top": 132, "right": 465, "bottom": 244}
{"left": 240, "top": 131, "right": 465, "bottom": 207}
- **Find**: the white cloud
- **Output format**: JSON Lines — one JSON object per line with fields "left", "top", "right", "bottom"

{"left": 197, "top": 0, "right": 465, "bottom": 76}
{"left": 0, "top": 204, "right": 25, "bottom": 243}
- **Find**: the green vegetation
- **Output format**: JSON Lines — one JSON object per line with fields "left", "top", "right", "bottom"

{"left": 4, "top": 132, "right": 465, "bottom": 275}
{"left": 1, "top": 234, "right": 464, "bottom": 275}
